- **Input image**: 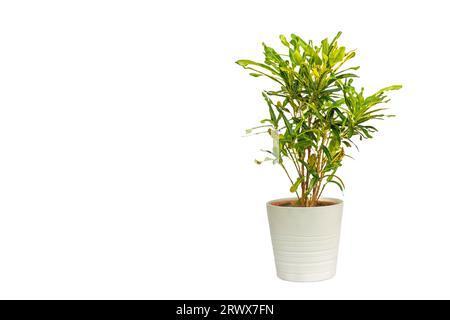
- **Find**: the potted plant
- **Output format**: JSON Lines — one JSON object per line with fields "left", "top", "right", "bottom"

{"left": 236, "top": 32, "right": 401, "bottom": 282}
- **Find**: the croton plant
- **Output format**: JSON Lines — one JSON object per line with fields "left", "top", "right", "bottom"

{"left": 237, "top": 32, "right": 401, "bottom": 207}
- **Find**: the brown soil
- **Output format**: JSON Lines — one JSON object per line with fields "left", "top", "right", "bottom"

{"left": 271, "top": 199, "right": 336, "bottom": 207}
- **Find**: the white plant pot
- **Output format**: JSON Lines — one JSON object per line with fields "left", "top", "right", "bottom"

{"left": 266, "top": 198, "right": 344, "bottom": 282}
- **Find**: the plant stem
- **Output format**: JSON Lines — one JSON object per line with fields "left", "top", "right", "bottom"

{"left": 279, "top": 162, "right": 300, "bottom": 201}
{"left": 286, "top": 147, "right": 302, "bottom": 177}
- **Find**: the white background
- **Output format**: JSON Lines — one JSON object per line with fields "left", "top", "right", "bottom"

{"left": 0, "top": 0, "right": 449, "bottom": 299}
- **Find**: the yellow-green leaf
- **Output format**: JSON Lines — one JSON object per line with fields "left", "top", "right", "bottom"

{"left": 290, "top": 177, "right": 303, "bottom": 193}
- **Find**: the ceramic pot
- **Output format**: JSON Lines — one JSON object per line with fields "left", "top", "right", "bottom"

{"left": 266, "top": 198, "right": 344, "bottom": 282}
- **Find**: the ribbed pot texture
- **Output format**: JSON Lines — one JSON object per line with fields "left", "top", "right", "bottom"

{"left": 266, "top": 198, "right": 344, "bottom": 282}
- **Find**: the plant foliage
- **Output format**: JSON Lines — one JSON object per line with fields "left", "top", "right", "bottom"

{"left": 237, "top": 32, "right": 401, "bottom": 207}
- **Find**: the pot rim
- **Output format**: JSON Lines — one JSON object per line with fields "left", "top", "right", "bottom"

{"left": 266, "top": 197, "right": 343, "bottom": 209}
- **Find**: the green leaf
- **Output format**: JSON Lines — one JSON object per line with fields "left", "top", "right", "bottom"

{"left": 336, "top": 66, "right": 360, "bottom": 73}
{"left": 376, "top": 85, "right": 403, "bottom": 94}
{"left": 275, "top": 105, "right": 293, "bottom": 136}
{"left": 336, "top": 73, "right": 359, "bottom": 79}
{"left": 306, "top": 176, "right": 320, "bottom": 194}
{"left": 346, "top": 51, "right": 356, "bottom": 60}
{"left": 293, "top": 50, "right": 303, "bottom": 65}
{"left": 249, "top": 73, "right": 263, "bottom": 77}
{"left": 335, "top": 47, "right": 346, "bottom": 62}
{"left": 321, "top": 38, "right": 329, "bottom": 55}
{"left": 333, "top": 175, "right": 345, "bottom": 188}
{"left": 279, "top": 35, "right": 290, "bottom": 47}
{"left": 329, "top": 31, "right": 342, "bottom": 49}
{"left": 262, "top": 92, "right": 277, "bottom": 125}
{"left": 308, "top": 154, "right": 317, "bottom": 166}
{"left": 235, "top": 59, "right": 279, "bottom": 75}
{"left": 321, "top": 145, "right": 332, "bottom": 162}
{"left": 334, "top": 107, "right": 346, "bottom": 121}
{"left": 328, "top": 180, "right": 344, "bottom": 192}
{"left": 290, "top": 177, "right": 303, "bottom": 193}
{"left": 295, "top": 35, "right": 314, "bottom": 56}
